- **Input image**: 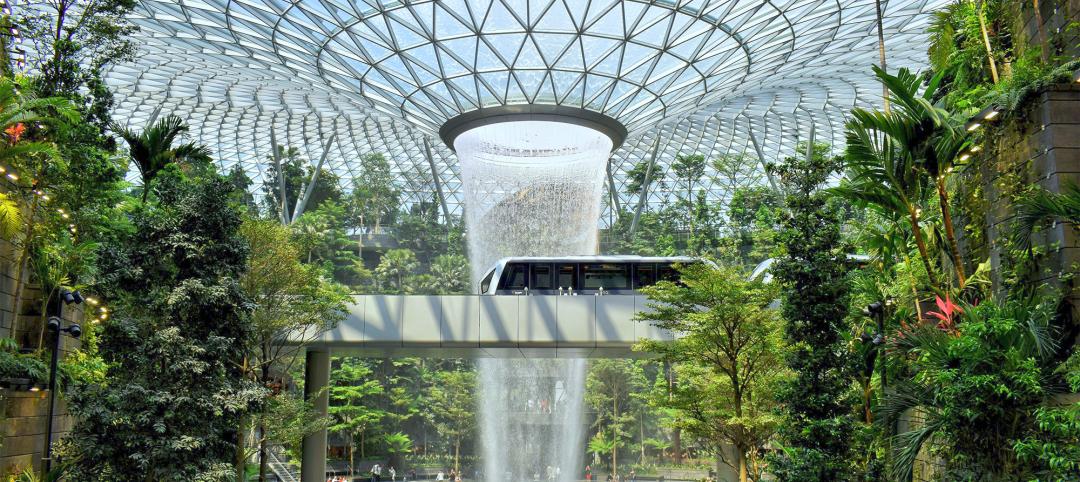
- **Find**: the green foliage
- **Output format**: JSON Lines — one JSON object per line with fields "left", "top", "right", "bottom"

{"left": 113, "top": 115, "right": 213, "bottom": 202}
{"left": 429, "top": 369, "right": 476, "bottom": 471}
{"left": 635, "top": 262, "right": 785, "bottom": 480}
{"left": 586, "top": 359, "right": 646, "bottom": 473}
{"left": 261, "top": 145, "right": 343, "bottom": 221}
{"left": 376, "top": 248, "right": 419, "bottom": 294}
{"left": 62, "top": 169, "right": 261, "bottom": 481}
{"left": 766, "top": 143, "right": 857, "bottom": 481}
{"left": 349, "top": 152, "right": 399, "bottom": 231}
{"left": 0, "top": 338, "right": 46, "bottom": 383}
{"left": 330, "top": 358, "right": 387, "bottom": 468}
{"left": 881, "top": 296, "right": 1072, "bottom": 481}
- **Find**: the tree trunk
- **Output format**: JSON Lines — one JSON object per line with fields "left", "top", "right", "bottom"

{"left": 737, "top": 450, "right": 748, "bottom": 482}
{"left": 908, "top": 209, "right": 939, "bottom": 287}
{"left": 455, "top": 437, "right": 461, "bottom": 473}
{"left": 937, "top": 179, "right": 966, "bottom": 287}
{"left": 258, "top": 422, "right": 269, "bottom": 482}
{"left": 1032, "top": 0, "right": 1050, "bottom": 63}
{"left": 8, "top": 199, "right": 36, "bottom": 341}
{"left": 350, "top": 439, "right": 356, "bottom": 476}
{"left": 974, "top": 0, "right": 1000, "bottom": 83}
{"left": 237, "top": 416, "right": 249, "bottom": 482}
{"left": 875, "top": 0, "right": 890, "bottom": 113}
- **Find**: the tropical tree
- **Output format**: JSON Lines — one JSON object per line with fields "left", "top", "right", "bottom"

{"left": 430, "top": 370, "right": 476, "bottom": 473}
{"left": 833, "top": 71, "right": 941, "bottom": 288}
{"left": 350, "top": 152, "right": 399, "bottom": 236}
{"left": 766, "top": 143, "right": 857, "bottom": 481}
{"left": 670, "top": 154, "right": 707, "bottom": 243}
{"left": 636, "top": 263, "right": 785, "bottom": 482}
{"left": 112, "top": 114, "right": 212, "bottom": 202}
{"left": 62, "top": 167, "right": 260, "bottom": 481}
{"left": 586, "top": 359, "right": 645, "bottom": 475}
{"left": 330, "top": 358, "right": 387, "bottom": 474}
{"left": 430, "top": 254, "right": 469, "bottom": 294}
{"left": 376, "top": 249, "right": 419, "bottom": 293}
{"left": 236, "top": 218, "right": 348, "bottom": 481}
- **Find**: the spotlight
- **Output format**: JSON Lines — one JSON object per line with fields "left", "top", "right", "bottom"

{"left": 46, "top": 316, "right": 61, "bottom": 332}
{"left": 67, "top": 324, "right": 81, "bottom": 339}
{"left": 71, "top": 290, "right": 84, "bottom": 304}
{"left": 867, "top": 301, "right": 884, "bottom": 316}
{"left": 61, "top": 290, "right": 75, "bottom": 304}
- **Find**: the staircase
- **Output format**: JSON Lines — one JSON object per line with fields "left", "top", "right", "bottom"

{"left": 266, "top": 446, "right": 300, "bottom": 482}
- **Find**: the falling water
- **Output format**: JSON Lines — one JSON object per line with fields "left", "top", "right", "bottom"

{"left": 455, "top": 121, "right": 611, "bottom": 482}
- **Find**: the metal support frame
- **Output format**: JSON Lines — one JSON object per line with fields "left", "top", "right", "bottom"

{"left": 605, "top": 155, "right": 621, "bottom": 221}
{"left": 300, "top": 349, "right": 330, "bottom": 482}
{"left": 746, "top": 120, "right": 780, "bottom": 193}
{"left": 292, "top": 133, "right": 337, "bottom": 221}
{"left": 628, "top": 135, "right": 662, "bottom": 238}
{"left": 270, "top": 128, "right": 290, "bottom": 225}
{"left": 423, "top": 137, "right": 452, "bottom": 224}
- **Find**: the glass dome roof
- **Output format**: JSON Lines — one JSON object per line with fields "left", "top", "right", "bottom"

{"left": 20, "top": 0, "right": 949, "bottom": 223}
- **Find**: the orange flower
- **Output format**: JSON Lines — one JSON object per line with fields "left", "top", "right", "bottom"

{"left": 5, "top": 123, "right": 25, "bottom": 144}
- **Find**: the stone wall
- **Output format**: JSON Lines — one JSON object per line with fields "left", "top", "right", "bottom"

{"left": 979, "top": 84, "right": 1080, "bottom": 306}
{"left": 0, "top": 191, "right": 85, "bottom": 476}
{"left": 1018, "top": 0, "right": 1080, "bottom": 61}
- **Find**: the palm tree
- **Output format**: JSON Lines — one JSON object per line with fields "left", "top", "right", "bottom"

{"left": 875, "top": 67, "right": 972, "bottom": 287}
{"left": 0, "top": 76, "right": 77, "bottom": 341}
{"left": 113, "top": 115, "right": 212, "bottom": 202}
{"left": 833, "top": 104, "right": 939, "bottom": 287}
{"left": 837, "top": 67, "right": 971, "bottom": 289}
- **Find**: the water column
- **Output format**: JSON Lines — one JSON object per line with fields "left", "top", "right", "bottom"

{"left": 454, "top": 120, "right": 612, "bottom": 482}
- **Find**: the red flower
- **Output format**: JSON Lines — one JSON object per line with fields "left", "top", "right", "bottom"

{"left": 5, "top": 123, "right": 25, "bottom": 144}
{"left": 926, "top": 295, "right": 961, "bottom": 333}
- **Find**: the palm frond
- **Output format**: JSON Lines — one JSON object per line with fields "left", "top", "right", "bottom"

{"left": 890, "top": 418, "right": 946, "bottom": 482}
{"left": 1013, "top": 184, "right": 1080, "bottom": 248}
{"left": 0, "top": 192, "right": 22, "bottom": 241}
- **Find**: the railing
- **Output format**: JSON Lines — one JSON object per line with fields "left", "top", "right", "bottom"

{"left": 266, "top": 445, "right": 300, "bottom": 482}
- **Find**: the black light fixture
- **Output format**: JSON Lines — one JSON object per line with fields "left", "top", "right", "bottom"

{"left": 43, "top": 292, "right": 83, "bottom": 474}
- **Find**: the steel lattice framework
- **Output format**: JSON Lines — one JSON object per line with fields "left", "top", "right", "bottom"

{"left": 21, "top": 0, "right": 948, "bottom": 225}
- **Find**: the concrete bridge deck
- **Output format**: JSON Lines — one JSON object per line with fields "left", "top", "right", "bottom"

{"left": 307, "top": 294, "right": 669, "bottom": 358}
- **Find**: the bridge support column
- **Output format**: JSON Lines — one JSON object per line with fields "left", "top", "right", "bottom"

{"left": 301, "top": 348, "right": 330, "bottom": 482}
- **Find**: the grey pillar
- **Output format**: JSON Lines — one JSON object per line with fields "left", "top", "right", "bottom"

{"left": 301, "top": 349, "right": 330, "bottom": 482}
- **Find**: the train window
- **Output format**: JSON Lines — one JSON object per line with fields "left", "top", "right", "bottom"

{"left": 557, "top": 264, "right": 577, "bottom": 290}
{"left": 531, "top": 264, "right": 554, "bottom": 290}
{"left": 503, "top": 263, "right": 527, "bottom": 290}
{"left": 658, "top": 263, "right": 678, "bottom": 282}
{"left": 480, "top": 269, "right": 495, "bottom": 293}
{"left": 634, "top": 264, "right": 657, "bottom": 289}
{"left": 582, "top": 264, "right": 630, "bottom": 289}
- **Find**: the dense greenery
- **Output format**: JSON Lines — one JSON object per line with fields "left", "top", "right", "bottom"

{"left": 63, "top": 168, "right": 260, "bottom": 481}
{"left": 0, "top": 0, "right": 1074, "bottom": 481}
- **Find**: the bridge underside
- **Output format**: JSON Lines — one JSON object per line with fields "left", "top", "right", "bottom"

{"left": 305, "top": 294, "right": 669, "bottom": 358}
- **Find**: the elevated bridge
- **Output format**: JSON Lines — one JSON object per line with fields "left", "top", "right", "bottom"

{"left": 299, "top": 294, "right": 666, "bottom": 481}
{"left": 307, "top": 294, "right": 669, "bottom": 358}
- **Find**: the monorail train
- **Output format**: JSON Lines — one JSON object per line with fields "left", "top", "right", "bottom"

{"left": 478, "top": 256, "right": 706, "bottom": 295}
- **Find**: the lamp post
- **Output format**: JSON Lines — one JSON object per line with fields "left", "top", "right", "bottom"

{"left": 42, "top": 289, "right": 82, "bottom": 475}
{"left": 865, "top": 301, "right": 886, "bottom": 388}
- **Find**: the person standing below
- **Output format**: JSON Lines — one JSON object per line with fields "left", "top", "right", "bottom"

{"left": 389, "top": 466, "right": 397, "bottom": 482}
{"left": 628, "top": 469, "right": 636, "bottom": 482}
{"left": 585, "top": 465, "right": 592, "bottom": 481}
{"left": 437, "top": 469, "right": 445, "bottom": 481}
{"left": 409, "top": 468, "right": 417, "bottom": 481}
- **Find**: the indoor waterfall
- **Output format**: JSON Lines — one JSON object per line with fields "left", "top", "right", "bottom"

{"left": 455, "top": 121, "right": 611, "bottom": 482}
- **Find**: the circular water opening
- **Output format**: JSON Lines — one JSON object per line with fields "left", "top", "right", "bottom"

{"left": 453, "top": 120, "right": 613, "bottom": 165}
